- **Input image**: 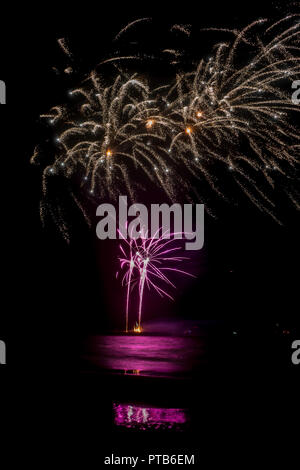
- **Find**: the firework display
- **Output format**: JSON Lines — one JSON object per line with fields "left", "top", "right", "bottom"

{"left": 32, "top": 15, "right": 300, "bottom": 237}
{"left": 118, "top": 229, "right": 194, "bottom": 332}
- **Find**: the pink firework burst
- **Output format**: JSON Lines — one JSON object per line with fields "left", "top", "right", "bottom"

{"left": 118, "top": 229, "right": 195, "bottom": 332}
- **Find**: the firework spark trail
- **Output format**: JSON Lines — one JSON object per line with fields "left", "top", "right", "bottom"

{"left": 118, "top": 229, "right": 195, "bottom": 331}
{"left": 37, "top": 74, "right": 184, "bottom": 204}
{"left": 113, "top": 18, "right": 151, "bottom": 42}
{"left": 119, "top": 241, "right": 135, "bottom": 332}
{"left": 170, "top": 24, "right": 192, "bottom": 37}
{"left": 137, "top": 255, "right": 147, "bottom": 330}
{"left": 57, "top": 38, "right": 73, "bottom": 58}
{"left": 164, "top": 16, "right": 300, "bottom": 220}
{"left": 32, "top": 15, "right": 300, "bottom": 236}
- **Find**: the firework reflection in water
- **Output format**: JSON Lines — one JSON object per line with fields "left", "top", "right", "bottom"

{"left": 113, "top": 402, "right": 189, "bottom": 431}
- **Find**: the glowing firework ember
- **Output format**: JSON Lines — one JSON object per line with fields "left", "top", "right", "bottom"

{"left": 118, "top": 230, "right": 195, "bottom": 332}
{"left": 32, "top": 15, "right": 300, "bottom": 238}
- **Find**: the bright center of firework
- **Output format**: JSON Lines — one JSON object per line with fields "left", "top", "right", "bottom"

{"left": 133, "top": 324, "right": 142, "bottom": 334}
{"left": 185, "top": 127, "right": 192, "bottom": 134}
{"left": 146, "top": 119, "right": 154, "bottom": 129}
{"left": 196, "top": 111, "right": 203, "bottom": 118}
{"left": 106, "top": 149, "right": 112, "bottom": 157}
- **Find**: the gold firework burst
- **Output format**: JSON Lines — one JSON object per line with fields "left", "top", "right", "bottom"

{"left": 32, "top": 15, "right": 300, "bottom": 237}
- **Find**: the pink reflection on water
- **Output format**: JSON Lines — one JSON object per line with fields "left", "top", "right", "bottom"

{"left": 87, "top": 335, "right": 206, "bottom": 377}
{"left": 113, "top": 402, "right": 188, "bottom": 431}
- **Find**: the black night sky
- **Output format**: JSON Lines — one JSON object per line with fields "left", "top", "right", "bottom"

{"left": 0, "top": 0, "right": 299, "bottom": 464}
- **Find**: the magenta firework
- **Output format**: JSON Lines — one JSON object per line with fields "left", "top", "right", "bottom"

{"left": 118, "top": 229, "right": 195, "bottom": 332}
